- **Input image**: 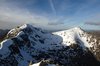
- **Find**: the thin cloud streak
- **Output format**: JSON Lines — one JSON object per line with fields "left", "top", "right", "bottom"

{"left": 85, "top": 22, "right": 100, "bottom": 26}
{"left": 49, "top": 0, "right": 56, "bottom": 15}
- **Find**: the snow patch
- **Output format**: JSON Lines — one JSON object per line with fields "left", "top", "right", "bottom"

{"left": 29, "top": 62, "right": 41, "bottom": 66}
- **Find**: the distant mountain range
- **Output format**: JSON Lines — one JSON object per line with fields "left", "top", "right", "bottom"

{"left": 0, "top": 24, "right": 100, "bottom": 66}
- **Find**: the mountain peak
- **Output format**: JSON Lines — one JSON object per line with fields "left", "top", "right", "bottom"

{"left": 73, "top": 27, "right": 81, "bottom": 30}
{"left": 6, "top": 24, "right": 40, "bottom": 38}
{"left": 69, "top": 27, "right": 83, "bottom": 32}
{"left": 19, "top": 24, "right": 33, "bottom": 30}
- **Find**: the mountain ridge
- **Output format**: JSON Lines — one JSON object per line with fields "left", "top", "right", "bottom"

{"left": 0, "top": 24, "right": 100, "bottom": 66}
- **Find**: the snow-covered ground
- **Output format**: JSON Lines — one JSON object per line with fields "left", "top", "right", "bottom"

{"left": 53, "top": 27, "right": 93, "bottom": 50}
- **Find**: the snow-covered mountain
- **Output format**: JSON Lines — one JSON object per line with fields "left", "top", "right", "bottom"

{"left": 0, "top": 24, "right": 100, "bottom": 66}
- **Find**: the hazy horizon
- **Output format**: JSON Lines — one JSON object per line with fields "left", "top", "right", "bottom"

{"left": 0, "top": 0, "right": 100, "bottom": 30}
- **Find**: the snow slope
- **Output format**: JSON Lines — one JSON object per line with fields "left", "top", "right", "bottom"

{"left": 53, "top": 27, "right": 93, "bottom": 50}
{"left": 0, "top": 24, "right": 100, "bottom": 66}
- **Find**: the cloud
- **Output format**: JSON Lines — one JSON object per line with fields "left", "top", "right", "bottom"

{"left": 0, "top": 2, "right": 67, "bottom": 30}
{"left": 85, "top": 22, "right": 100, "bottom": 26}
{"left": 48, "top": 22, "right": 64, "bottom": 25}
{"left": 0, "top": 7, "right": 50, "bottom": 28}
{"left": 49, "top": 0, "right": 56, "bottom": 15}
{"left": 0, "top": 0, "right": 100, "bottom": 30}
{"left": 0, "top": 7, "right": 48, "bottom": 23}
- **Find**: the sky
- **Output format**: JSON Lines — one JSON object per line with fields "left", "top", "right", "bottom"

{"left": 0, "top": 0, "right": 100, "bottom": 30}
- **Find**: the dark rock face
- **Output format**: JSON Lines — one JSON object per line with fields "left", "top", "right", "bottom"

{"left": 0, "top": 24, "right": 100, "bottom": 66}
{"left": 0, "top": 54, "right": 18, "bottom": 66}
{"left": 0, "top": 29, "right": 9, "bottom": 42}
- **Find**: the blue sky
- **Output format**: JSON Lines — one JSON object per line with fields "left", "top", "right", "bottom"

{"left": 0, "top": 0, "right": 100, "bottom": 30}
